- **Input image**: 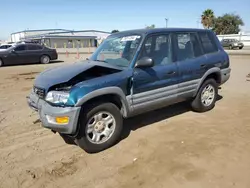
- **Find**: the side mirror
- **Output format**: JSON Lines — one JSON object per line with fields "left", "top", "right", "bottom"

{"left": 135, "top": 57, "right": 154, "bottom": 68}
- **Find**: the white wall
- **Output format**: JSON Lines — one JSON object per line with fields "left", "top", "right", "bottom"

{"left": 11, "top": 30, "right": 110, "bottom": 43}
{"left": 217, "top": 34, "right": 250, "bottom": 46}
{"left": 11, "top": 33, "right": 25, "bottom": 42}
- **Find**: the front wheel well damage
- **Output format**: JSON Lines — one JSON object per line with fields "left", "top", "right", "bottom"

{"left": 80, "top": 94, "right": 125, "bottom": 116}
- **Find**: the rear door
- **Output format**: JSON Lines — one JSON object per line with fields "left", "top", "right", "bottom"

{"left": 198, "top": 31, "right": 225, "bottom": 69}
{"left": 172, "top": 32, "right": 207, "bottom": 100}
{"left": 26, "top": 44, "right": 43, "bottom": 63}
{"left": 132, "top": 33, "right": 179, "bottom": 112}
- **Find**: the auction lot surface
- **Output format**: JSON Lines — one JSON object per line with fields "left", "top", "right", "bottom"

{"left": 0, "top": 55, "right": 250, "bottom": 188}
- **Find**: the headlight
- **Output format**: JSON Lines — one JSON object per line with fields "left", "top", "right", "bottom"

{"left": 45, "top": 91, "right": 69, "bottom": 104}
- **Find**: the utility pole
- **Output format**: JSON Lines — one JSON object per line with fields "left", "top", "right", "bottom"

{"left": 165, "top": 18, "right": 168, "bottom": 28}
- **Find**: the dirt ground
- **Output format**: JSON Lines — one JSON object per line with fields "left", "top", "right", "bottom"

{"left": 0, "top": 55, "right": 250, "bottom": 188}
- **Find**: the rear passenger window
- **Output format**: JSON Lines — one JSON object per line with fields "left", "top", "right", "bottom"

{"left": 27, "top": 45, "right": 37, "bottom": 50}
{"left": 175, "top": 33, "right": 203, "bottom": 61}
{"left": 27, "top": 45, "right": 43, "bottom": 50}
{"left": 199, "top": 32, "right": 218, "bottom": 54}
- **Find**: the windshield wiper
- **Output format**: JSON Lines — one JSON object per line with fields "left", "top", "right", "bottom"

{"left": 95, "top": 59, "right": 108, "bottom": 63}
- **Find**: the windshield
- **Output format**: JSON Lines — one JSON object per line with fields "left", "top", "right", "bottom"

{"left": 90, "top": 34, "right": 142, "bottom": 67}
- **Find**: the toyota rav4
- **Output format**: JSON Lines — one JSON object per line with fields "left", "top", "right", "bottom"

{"left": 27, "top": 28, "right": 231, "bottom": 153}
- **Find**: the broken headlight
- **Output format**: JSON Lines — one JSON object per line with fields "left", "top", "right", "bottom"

{"left": 45, "top": 91, "right": 69, "bottom": 104}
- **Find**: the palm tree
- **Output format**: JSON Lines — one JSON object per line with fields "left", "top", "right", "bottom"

{"left": 201, "top": 9, "right": 215, "bottom": 29}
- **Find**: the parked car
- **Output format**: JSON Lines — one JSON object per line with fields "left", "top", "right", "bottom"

{"left": 221, "top": 38, "right": 244, "bottom": 49}
{"left": 0, "top": 43, "right": 14, "bottom": 50}
{"left": 0, "top": 43, "right": 58, "bottom": 67}
{"left": 27, "top": 28, "right": 231, "bottom": 153}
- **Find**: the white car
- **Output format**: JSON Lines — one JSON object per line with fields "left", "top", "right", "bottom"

{"left": 0, "top": 43, "right": 14, "bottom": 50}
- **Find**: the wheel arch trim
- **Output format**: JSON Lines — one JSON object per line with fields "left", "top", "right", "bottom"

{"left": 75, "top": 87, "right": 130, "bottom": 117}
{"left": 194, "top": 67, "right": 221, "bottom": 97}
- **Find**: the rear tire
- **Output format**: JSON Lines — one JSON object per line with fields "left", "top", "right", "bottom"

{"left": 0, "top": 58, "right": 3, "bottom": 67}
{"left": 40, "top": 55, "right": 50, "bottom": 64}
{"left": 191, "top": 79, "right": 218, "bottom": 112}
{"left": 239, "top": 47, "right": 243, "bottom": 50}
{"left": 75, "top": 102, "right": 123, "bottom": 153}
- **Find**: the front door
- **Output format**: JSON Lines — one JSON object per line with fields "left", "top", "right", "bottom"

{"left": 131, "top": 33, "right": 179, "bottom": 113}
{"left": 7, "top": 45, "right": 28, "bottom": 65}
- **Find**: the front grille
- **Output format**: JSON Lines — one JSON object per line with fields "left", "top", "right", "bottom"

{"left": 33, "top": 86, "right": 45, "bottom": 99}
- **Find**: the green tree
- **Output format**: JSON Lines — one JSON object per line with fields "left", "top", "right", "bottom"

{"left": 111, "top": 30, "right": 119, "bottom": 33}
{"left": 213, "top": 14, "right": 244, "bottom": 34}
{"left": 145, "top": 24, "right": 155, "bottom": 29}
{"left": 201, "top": 9, "right": 215, "bottom": 29}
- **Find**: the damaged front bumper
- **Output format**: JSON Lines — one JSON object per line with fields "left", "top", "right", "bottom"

{"left": 27, "top": 90, "right": 81, "bottom": 135}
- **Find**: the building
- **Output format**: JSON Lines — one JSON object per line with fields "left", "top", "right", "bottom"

{"left": 10, "top": 29, "right": 111, "bottom": 49}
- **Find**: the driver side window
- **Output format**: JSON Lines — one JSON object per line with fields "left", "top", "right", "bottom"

{"left": 138, "top": 34, "right": 172, "bottom": 66}
{"left": 15, "top": 45, "right": 26, "bottom": 51}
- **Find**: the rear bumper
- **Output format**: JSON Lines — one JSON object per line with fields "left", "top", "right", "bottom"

{"left": 27, "top": 90, "right": 81, "bottom": 135}
{"left": 232, "top": 43, "right": 244, "bottom": 48}
{"left": 220, "top": 67, "right": 231, "bottom": 85}
{"left": 50, "top": 52, "right": 58, "bottom": 60}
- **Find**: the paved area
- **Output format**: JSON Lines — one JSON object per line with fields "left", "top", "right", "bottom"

{"left": 225, "top": 46, "right": 250, "bottom": 55}
{"left": 0, "top": 55, "right": 250, "bottom": 188}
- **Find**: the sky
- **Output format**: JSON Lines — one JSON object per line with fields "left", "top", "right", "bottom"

{"left": 0, "top": 0, "right": 249, "bottom": 40}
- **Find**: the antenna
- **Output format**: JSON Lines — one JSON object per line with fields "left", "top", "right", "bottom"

{"left": 165, "top": 18, "right": 168, "bottom": 28}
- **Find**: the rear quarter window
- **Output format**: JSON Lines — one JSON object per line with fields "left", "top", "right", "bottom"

{"left": 199, "top": 32, "right": 219, "bottom": 54}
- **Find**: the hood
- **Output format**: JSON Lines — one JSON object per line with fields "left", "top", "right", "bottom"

{"left": 34, "top": 60, "right": 124, "bottom": 90}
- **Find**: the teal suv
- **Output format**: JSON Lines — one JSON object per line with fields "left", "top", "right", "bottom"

{"left": 27, "top": 28, "right": 231, "bottom": 153}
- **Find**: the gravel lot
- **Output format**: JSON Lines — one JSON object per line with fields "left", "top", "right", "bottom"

{"left": 0, "top": 55, "right": 250, "bottom": 188}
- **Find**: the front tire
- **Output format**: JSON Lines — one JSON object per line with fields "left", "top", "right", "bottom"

{"left": 75, "top": 102, "right": 123, "bottom": 153}
{"left": 40, "top": 55, "right": 50, "bottom": 64}
{"left": 191, "top": 79, "right": 218, "bottom": 112}
{"left": 229, "top": 45, "right": 232, "bottom": 50}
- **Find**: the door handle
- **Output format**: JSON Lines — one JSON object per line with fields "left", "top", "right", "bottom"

{"left": 167, "top": 71, "right": 176, "bottom": 75}
{"left": 200, "top": 64, "right": 207, "bottom": 68}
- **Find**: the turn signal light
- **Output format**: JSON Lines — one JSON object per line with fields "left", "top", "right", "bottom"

{"left": 55, "top": 116, "right": 69, "bottom": 124}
